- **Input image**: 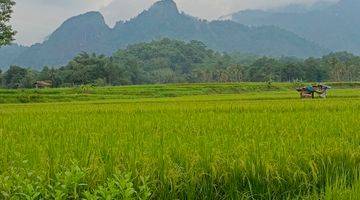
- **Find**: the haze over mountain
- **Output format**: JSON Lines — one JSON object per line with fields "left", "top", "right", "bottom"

{"left": 0, "top": 44, "right": 28, "bottom": 69}
{"left": 230, "top": 0, "right": 360, "bottom": 53}
{"left": 12, "top": 0, "right": 336, "bottom": 45}
{"left": 0, "top": 0, "right": 325, "bottom": 69}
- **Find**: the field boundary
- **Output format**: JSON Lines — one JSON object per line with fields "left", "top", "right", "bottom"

{"left": 0, "top": 82, "right": 359, "bottom": 104}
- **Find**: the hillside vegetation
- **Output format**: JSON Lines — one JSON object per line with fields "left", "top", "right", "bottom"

{"left": 1, "top": 39, "right": 359, "bottom": 89}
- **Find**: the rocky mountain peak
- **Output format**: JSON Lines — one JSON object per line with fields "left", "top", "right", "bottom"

{"left": 147, "top": 0, "right": 180, "bottom": 16}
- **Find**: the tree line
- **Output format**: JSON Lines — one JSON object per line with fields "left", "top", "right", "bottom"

{"left": 1, "top": 39, "right": 360, "bottom": 88}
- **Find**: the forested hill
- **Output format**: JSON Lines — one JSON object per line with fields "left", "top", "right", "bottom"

{"left": 107, "top": 0, "right": 324, "bottom": 58}
{"left": 0, "top": 0, "right": 325, "bottom": 69}
{"left": 1, "top": 39, "right": 359, "bottom": 89}
{"left": 230, "top": 0, "right": 360, "bottom": 54}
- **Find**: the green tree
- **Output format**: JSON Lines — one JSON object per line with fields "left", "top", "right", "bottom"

{"left": 280, "top": 62, "right": 304, "bottom": 82}
{"left": 3, "top": 65, "right": 26, "bottom": 88}
{"left": 63, "top": 52, "right": 108, "bottom": 85}
{"left": 38, "top": 66, "right": 51, "bottom": 80}
{"left": 227, "top": 65, "right": 246, "bottom": 82}
{"left": 247, "top": 57, "right": 280, "bottom": 82}
{"left": 189, "top": 68, "right": 212, "bottom": 83}
{"left": 22, "top": 69, "right": 37, "bottom": 88}
{"left": 303, "top": 58, "right": 327, "bottom": 82}
{"left": 104, "top": 60, "right": 129, "bottom": 85}
{"left": 0, "top": 0, "right": 16, "bottom": 46}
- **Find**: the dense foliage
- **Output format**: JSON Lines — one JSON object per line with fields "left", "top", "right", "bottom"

{"left": 0, "top": 39, "right": 359, "bottom": 88}
{"left": 0, "top": 0, "right": 15, "bottom": 46}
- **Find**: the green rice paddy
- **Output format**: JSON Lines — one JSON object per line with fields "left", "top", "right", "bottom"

{"left": 0, "top": 83, "right": 359, "bottom": 199}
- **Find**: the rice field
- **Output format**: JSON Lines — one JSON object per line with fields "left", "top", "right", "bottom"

{"left": 0, "top": 83, "right": 359, "bottom": 199}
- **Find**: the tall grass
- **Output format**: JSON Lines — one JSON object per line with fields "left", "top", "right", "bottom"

{"left": 0, "top": 87, "right": 359, "bottom": 199}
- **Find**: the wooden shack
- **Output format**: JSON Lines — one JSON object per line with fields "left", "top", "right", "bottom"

{"left": 34, "top": 81, "right": 52, "bottom": 88}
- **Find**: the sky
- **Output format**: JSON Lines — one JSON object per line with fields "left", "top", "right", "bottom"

{"left": 11, "top": 0, "right": 336, "bottom": 46}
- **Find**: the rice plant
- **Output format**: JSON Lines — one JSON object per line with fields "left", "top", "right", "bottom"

{"left": 0, "top": 84, "right": 359, "bottom": 199}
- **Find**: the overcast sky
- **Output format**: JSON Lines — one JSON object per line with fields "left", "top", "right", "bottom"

{"left": 11, "top": 0, "right": 336, "bottom": 46}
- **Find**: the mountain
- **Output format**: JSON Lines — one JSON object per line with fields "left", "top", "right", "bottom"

{"left": 2, "top": 0, "right": 326, "bottom": 69}
{"left": 110, "top": 0, "right": 324, "bottom": 57}
{"left": 230, "top": 0, "right": 360, "bottom": 54}
{"left": 269, "top": 1, "right": 335, "bottom": 13}
{"left": 0, "top": 44, "right": 28, "bottom": 70}
{"left": 13, "top": 12, "right": 112, "bottom": 67}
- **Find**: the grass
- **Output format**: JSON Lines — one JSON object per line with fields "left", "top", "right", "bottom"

{"left": 0, "top": 83, "right": 359, "bottom": 199}
{"left": 0, "top": 82, "right": 359, "bottom": 104}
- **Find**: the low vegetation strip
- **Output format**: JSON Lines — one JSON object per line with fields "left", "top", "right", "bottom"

{"left": 0, "top": 82, "right": 359, "bottom": 104}
{"left": 0, "top": 86, "right": 360, "bottom": 199}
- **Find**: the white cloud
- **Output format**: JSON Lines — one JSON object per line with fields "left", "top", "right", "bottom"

{"left": 10, "top": 0, "right": 337, "bottom": 45}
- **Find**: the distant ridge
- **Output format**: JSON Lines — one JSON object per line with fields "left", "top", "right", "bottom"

{"left": 230, "top": 0, "right": 360, "bottom": 53}
{"left": 0, "top": 0, "right": 326, "bottom": 69}
{"left": 0, "top": 44, "right": 28, "bottom": 69}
